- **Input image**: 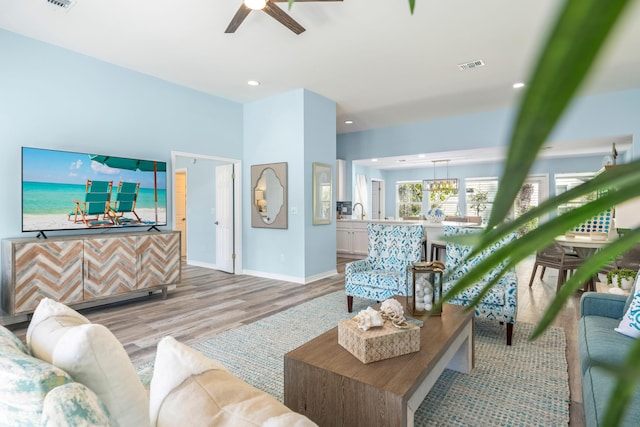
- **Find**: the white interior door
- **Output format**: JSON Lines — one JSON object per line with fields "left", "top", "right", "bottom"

{"left": 174, "top": 171, "right": 187, "bottom": 258}
{"left": 216, "top": 164, "right": 234, "bottom": 273}
{"left": 371, "top": 180, "right": 382, "bottom": 219}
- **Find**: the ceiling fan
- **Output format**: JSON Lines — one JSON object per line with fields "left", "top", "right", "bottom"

{"left": 225, "top": 0, "right": 342, "bottom": 35}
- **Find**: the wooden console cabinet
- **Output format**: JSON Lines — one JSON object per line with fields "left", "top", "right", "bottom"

{"left": 1, "top": 231, "right": 181, "bottom": 315}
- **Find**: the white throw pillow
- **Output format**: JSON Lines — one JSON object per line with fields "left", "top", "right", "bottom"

{"left": 26, "top": 297, "right": 90, "bottom": 362}
{"left": 149, "top": 336, "right": 317, "bottom": 427}
{"left": 52, "top": 323, "right": 150, "bottom": 427}
{"left": 616, "top": 288, "right": 640, "bottom": 338}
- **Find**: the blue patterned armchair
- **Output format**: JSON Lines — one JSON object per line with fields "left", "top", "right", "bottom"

{"left": 345, "top": 224, "right": 424, "bottom": 312}
{"left": 443, "top": 225, "right": 518, "bottom": 345}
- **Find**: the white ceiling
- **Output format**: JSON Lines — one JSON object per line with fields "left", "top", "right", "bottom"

{"left": 2, "top": 0, "right": 640, "bottom": 163}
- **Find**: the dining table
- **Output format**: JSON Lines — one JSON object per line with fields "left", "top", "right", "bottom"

{"left": 554, "top": 233, "right": 613, "bottom": 291}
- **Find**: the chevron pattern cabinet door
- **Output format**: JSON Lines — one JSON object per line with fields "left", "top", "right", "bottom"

{"left": 13, "top": 240, "right": 84, "bottom": 314}
{"left": 137, "top": 232, "right": 181, "bottom": 288}
{"left": 83, "top": 236, "right": 137, "bottom": 299}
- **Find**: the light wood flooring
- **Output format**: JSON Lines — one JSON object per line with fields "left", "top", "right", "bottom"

{"left": 7, "top": 256, "right": 585, "bottom": 426}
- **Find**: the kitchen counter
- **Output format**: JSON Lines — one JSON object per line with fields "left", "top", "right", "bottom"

{"left": 336, "top": 219, "right": 482, "bottom": 259}
{"left": 336, "top": 219, "right": 469, "bottom": 258}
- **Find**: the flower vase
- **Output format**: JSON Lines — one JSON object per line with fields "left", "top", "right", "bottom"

{"left": 427, "top": 208, "right": 445, "bottom": 223}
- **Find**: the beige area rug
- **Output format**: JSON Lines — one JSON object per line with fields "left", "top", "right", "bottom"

{"left": 136, "top": 291, "right": 569, "bottom": 426}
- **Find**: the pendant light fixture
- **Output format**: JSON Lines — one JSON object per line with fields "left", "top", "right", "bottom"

{"left": 423, "top": 160, "right": 459, "bottom": 202}
{"left": 244, "top": 0, "right": 267, "bottom": 10}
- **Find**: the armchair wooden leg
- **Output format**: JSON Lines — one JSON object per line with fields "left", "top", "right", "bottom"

{"left": 347, "top": 295, "right": 353, "bottom": 313}
{"left": 506, "top": 323, "right": 514, "bottom": 346}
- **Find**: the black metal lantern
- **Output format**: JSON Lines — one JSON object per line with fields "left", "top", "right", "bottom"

{"left": 407, "top": 261, "right": 444, "bottom": 316}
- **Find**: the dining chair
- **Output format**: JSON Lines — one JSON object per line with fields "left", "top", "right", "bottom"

{"left": 528, "top": 243, "right": 584, "bottom": 292}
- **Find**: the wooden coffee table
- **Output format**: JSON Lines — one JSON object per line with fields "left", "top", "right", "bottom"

{"left": 284, "top": 301, "right": 474, "bottom": 427}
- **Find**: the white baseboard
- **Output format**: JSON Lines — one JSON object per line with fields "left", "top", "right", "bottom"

{"left": 186, "top": 260, "right": 218, "bottom": 270}
{"left": 242, "top": 269, "right": 338, "bottom": 285}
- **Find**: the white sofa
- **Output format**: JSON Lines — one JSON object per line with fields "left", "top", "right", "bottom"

{"left": 0, "top": 298, "right": 317, "bottom": 427}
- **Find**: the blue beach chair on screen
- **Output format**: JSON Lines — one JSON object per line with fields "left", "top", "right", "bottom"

{"left": 69, "top": 180, "right": 114, "bottom": 227}
{"left": 111, "top": 181, "right": 141, "bottom": 224}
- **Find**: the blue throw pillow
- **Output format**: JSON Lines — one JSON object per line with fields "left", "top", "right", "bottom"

{"left": 616, "top": 288, "right": 640, "bottom": 338}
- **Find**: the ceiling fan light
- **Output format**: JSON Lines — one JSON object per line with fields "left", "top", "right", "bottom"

{"left": 244, "top": 0, "right": 267, "bottom": 10}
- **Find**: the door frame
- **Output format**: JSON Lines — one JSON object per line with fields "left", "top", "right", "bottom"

{"left": 174, "top": 168, "right": 188, "bottom": 259}
{"left": 170, "top": 151, "right": 243, "bottom": 273}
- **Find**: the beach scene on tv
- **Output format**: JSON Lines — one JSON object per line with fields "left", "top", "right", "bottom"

{"left": 22, "top": 147, "right": 167, "bottom": 232}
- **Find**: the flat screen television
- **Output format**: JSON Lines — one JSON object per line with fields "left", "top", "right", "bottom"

{"left": 22, "top": 147, "right": 167, "bottom": 234}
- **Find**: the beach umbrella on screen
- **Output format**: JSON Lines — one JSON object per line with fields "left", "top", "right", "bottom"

{"left": 89, "top": 155, "right": 166, "bottom": 225}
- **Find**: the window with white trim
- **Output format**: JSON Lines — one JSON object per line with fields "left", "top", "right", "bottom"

{"left": 396, "top": 181, "right": 423, "bottom": 218}
{"left": 465, "top": 177, "right": 542, "bottom": 230}
{"left": 555, "top": 172, "right": 596, "bottom": 215}
{"left": 465, "top": 178, "right": 498, "bottom": 222}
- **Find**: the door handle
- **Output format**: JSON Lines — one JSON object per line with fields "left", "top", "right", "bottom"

{"left": 215, "top": 221, "right": 219, "bottom": 225}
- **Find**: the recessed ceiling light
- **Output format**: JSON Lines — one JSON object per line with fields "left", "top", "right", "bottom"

{"left": 513, "top": 82, "right": 525, "bottom": 89}
{"left": 344, "top": 120, "right": 354, "bottom": 124}
{"left": 247, "top": 80, "right": 260, "bottom": 86}
{"left": 418, "top": 154, "right": 426, "bottom": 158}
{"left": 371, "top": 158, "right": 378, "bottom": 162}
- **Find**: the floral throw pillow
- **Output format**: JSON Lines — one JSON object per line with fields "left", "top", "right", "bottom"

{"left": 616, "top": 289, "right": 640, "bottom": 338}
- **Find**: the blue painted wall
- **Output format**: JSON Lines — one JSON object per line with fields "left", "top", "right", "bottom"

{"left": 243, "top": 89, "right": 337, "bottom": 281}
{"left": 339, "top": 89, "right": 640, "bottom": 211}
{"left": 0, "top": 29, "right": 243, "bottom": 254}
{"left": 243, "top": 90, "right": 306, "bottom": 278}
{"left": 303, "top": 91, "right": 337, "bottom": 278}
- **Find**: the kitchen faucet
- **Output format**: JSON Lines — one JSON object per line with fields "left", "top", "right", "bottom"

{"left": 353, "top": 202, "right": 365, "bottom": 220}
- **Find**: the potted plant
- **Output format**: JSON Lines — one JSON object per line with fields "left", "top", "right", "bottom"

{"left": 467, "top": 189, "right": 488, "bottom": 217}
{"left": 606, "top": 269, "right": 637, "bottom": 291}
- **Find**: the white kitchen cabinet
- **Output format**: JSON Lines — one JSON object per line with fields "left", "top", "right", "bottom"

{"left": 336, "top": 221, "right": 369, "bottom": 257}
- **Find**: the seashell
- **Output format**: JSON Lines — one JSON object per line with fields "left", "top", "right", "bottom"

{"left": 415, "top": 282, "right": 424, "bottom": 292}
{"left": 380, "top": 298, "right": 404, "bottom": 319}
{"left": 415, "top": 302, "right": 425, "bottom": 311}
{"left": 416, "top": 290, "right": 424, "bottom": 298}
{"left": 424, "top": 302, "right": 433, "bottom": 311}
{"left": 352, "top": 306, "right": 384, "bottom": 331}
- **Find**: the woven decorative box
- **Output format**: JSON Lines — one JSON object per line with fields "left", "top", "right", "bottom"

{"left": 337, "top": 319, "right": 420, "bottom": 364}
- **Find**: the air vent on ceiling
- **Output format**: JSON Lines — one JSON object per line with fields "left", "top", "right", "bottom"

{"left": 42, "top": 0, "right": 77, "bottom": 12}
{"left": 458, "top": 60, "right": 485, "bottom": 71}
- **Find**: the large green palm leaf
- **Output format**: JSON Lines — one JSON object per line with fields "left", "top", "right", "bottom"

{"left": 287, "top": 0, "right": 638, "bottom": 424}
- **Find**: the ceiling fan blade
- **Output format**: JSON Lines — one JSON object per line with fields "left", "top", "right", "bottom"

{"left": 263, "top": 1, "right": 306, "bottom": 34}
{"left": 225, "top": 4, "right": 252, "bottom": 33}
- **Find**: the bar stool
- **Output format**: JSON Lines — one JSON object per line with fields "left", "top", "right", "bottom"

{"left": 430, "top": 241, "right": 446, "bottom": 262}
